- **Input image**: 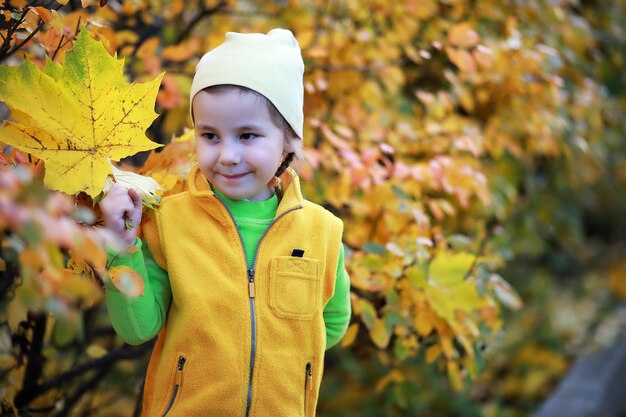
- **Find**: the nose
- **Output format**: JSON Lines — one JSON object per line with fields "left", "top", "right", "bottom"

{"left": 219, "top": 139, "right": 241, "bottom": 165}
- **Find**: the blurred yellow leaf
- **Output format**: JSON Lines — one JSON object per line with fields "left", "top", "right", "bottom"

{"left": 429, "top": 252, "right": 475, "bottom": 286}
{"left": 414, "top": 308, "right": 434, "bottom": 336}
{"left": 374, "top": 369, "right": 404, "bottom": 393}
{"left": 369, "top": 318, "right": 391, "bottom": 349}
{"left": 59, "top": 269, "right": 102, "bottom": 305}
{"left": 407, "top": 266, "right": 427, "bottom": 288}
{"left": 341, "top": 323, "right": 359, "bottom": 348}
{"left": 426, "top": 344, "right": 442, "bottom": 363}
{"left": 86, "top": 344, "right": 108, "bottom": 358}
{"left": 447, "top": 361, "right": 464, "bottom": 391}
{"left": 609, "top": 262, "right": 626, "bottom": 299}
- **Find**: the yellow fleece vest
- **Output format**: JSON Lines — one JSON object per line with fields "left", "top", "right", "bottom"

{"left": 139, "top": 164, "right": 343, "bottom": 417}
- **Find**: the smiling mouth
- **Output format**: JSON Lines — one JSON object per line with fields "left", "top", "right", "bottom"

{"left": 220, "top": 173, "right": 249, "bottom": 180}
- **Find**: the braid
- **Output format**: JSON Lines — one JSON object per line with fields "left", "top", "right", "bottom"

{"left": 274, "top": 152, "right": 295, "bottom": 178}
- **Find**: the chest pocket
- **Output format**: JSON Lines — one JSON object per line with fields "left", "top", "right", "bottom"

{"left": 269, "top": 256, "right": 321, "bottom": 320}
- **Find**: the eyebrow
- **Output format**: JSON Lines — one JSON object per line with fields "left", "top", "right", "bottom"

{"left": 195, "top": 124, "right": 264, "bottom": 131}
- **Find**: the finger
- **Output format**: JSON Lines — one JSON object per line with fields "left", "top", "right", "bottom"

{"left": 128, "top": 188, "right": 143, "bottom": 210}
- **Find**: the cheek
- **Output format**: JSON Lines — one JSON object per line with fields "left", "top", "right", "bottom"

{"left": 196, "top": 143, "right": 214, "bottom": 168}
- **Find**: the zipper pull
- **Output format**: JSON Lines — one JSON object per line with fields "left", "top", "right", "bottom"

{"left": 248, "top": 268, "right": 255, "bottom": 298}
{"left": 175, "top": 355, "right": 186, "bottom": 385}
{"left": 306, "top": 362, "right": 313, "bottom": 391}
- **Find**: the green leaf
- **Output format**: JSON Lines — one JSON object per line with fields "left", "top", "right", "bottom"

{"left": 363, "top": 242, "right": 386, "bottom": 255}
{"left": 392, "top": 184, "right": 411, "bottom": 200}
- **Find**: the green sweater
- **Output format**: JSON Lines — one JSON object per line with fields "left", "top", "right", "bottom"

{"left": 106, "top": 190, "right": 351, "bottom": 349}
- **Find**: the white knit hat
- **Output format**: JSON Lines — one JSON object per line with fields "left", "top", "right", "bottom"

{"left": 190, "top": 29, "right": 305, "bottom": 139}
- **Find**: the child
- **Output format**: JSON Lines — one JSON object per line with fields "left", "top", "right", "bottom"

{"left": 100, "top": 29, "right": 351, "bottom": 417}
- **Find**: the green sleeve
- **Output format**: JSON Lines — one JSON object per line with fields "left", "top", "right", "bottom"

{"left": 323, "top": 244, "right": 352, "bottom": 350}
{"left": 105, "top": 238, "right": 171, "bottom": 345}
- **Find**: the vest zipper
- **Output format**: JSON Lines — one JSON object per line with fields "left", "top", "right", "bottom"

{"left": 161, "top": 355, "right": 186, "bottom": 417}
{"left": 214, "top": 194, "right": 302, "bottom": 417}
{"left": 304, "top": 362, "right": 313, "bottom": 417}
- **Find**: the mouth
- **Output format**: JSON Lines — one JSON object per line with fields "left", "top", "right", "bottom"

{"left": 219, "top": 172, "right": 250, "bottom": 180}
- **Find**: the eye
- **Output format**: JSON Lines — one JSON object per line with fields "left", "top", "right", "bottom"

{"left": 240, "top": 133, "right": 257, "bottom": 141}
{"left": 202, "top": 133, "right": 218, "bottom": 141}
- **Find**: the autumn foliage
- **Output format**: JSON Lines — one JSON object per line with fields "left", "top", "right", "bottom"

{"left": 1, "top": 0, "right": 625, "bottom": 416}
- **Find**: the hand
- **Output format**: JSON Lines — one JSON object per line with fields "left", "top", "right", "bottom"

{"left": 99, "top": 183, "right": 143, "bottom": 246}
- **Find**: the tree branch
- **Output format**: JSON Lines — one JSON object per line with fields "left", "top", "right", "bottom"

{"left": 174, "top": 0, "right": 227, "bottom": 44}
{"left": 14, "top": 311, "right": 47, "bottom": 409}
{"left": 3, "top": 17, "right": 44, "bottom": 60}
{"left": 14, "top": 342, "right": 153, "bottom": 409}
{"left": 56, "top": 365, "right": 110, "bottom": 417}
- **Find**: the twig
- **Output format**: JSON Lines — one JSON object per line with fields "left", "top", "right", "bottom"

{"left": 50, "top": 33, "right": 64, "bottom": 60}
{"left": 367, "top": 209, "right": 385, "bottom": 241}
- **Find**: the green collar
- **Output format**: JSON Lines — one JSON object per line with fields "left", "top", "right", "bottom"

{"left": 213, "top": 188, "right": 278, "bottom": 220}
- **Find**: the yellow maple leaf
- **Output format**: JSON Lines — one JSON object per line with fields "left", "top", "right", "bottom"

{"left": 0, "top": 27, "right": 163, "bottom": 198}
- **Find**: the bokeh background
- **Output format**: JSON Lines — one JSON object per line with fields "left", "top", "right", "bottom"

{"left": 1, "top": 1, "right": 625, "bottom": 416}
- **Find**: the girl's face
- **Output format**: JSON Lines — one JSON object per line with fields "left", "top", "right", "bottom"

{"left": 194, "top": 89, "right": 292, "bottom": 202}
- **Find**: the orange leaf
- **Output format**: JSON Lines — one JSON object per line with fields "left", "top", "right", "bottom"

{"left": 157, "top": 74, "right": 182, "bottom": 109}
{"left": 320, "top": 123, "right": 351, "bottom": 150}
{"left": 473, "top": 45, "right": 494, "bottom": 69}
{"left": 137, "top": 38, "right": 160, "bottom": 59}
{"left": 410, "top": 0, "right": 438, "bottom": 19}
{"left": 70, "top": 237, "right": 107, "bottom": 275}
{"left": 32, "top": 7, "right": 64, "bottom": 35}
{"left": 162, "top": 38, "right": 200, "bottom": 62}
{"left": 446, "top": 47, "right": 477, "bottom": 73}
{"left": 107, "top": 266, "right": 144, "bottom": 297}
{"left": 448, "top": 23, "right": 480, "bottom": 48}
